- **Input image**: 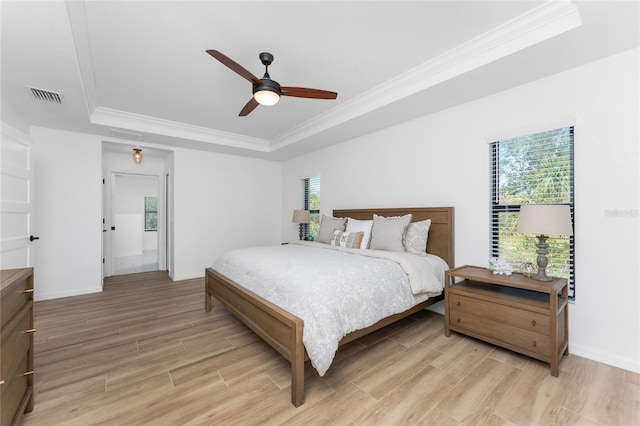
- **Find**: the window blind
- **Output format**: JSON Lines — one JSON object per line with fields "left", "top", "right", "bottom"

{"left": 490, "top": 127, "right": 575, "bottom": 298}
{"left": 302, "top": 176, "right": 320, "bottom": 240}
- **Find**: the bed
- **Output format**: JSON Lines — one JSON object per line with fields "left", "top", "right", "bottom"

{"left": 205, "top": 207, "right": 454, "bottom": 407}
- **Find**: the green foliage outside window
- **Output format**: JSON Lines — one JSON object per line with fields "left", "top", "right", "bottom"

{"left": 145, "top": 196, "right": 158, "bottom": 231}
{"left": 491, "top": 127, "right": 574, "bottom": 296}
{"left": 303, "top": 176, "right": 320, "bottom": 240}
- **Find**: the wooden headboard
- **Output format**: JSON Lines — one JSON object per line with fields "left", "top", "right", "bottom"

{"left": 333, "top": 207, "right": 455, "bottom": 268}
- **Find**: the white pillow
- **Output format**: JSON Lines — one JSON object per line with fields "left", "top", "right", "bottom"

{"left": 345, "top": 218, "right": 373, "bottom": 249}
{"left": 369, "top": 214, "right": 412, "bottom": 252}
{"left": 404, "top": 219, "right": 431, "bottom": 255}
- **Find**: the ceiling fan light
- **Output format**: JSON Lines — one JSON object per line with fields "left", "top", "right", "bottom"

{"left": 253, "top": 89, "right": 280, "bottom": 106}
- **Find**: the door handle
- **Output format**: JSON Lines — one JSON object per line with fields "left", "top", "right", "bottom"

{"left": 30, "top": 235, "right": 40, "bottom": 242}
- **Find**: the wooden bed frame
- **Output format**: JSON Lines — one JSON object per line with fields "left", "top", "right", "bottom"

{"left": 205, "top": 207, "right": 454, "bottom": 407}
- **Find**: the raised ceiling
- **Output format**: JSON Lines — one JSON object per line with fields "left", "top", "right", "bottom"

{"left": 1, "top": 1, "right": 638, "bottom": 160}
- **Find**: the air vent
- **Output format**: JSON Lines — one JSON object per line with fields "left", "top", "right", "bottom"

{"left": 109, "top": 128, "right": 142, "bottom": 141}
{"left": 27, "top": 87, "right": 64, "bottom": 104}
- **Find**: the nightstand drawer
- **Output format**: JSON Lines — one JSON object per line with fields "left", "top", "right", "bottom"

{"left": 450, "top": 308, "right": 550, "bottom": 357}
{"left": 448, "top": 292, "right": 550, "bottom": 335}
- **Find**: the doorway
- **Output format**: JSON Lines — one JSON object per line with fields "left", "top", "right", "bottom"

{"left": 110, "top": 173, "right": 160, "bottom": 275}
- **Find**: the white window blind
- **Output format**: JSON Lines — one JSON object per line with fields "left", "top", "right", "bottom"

{"left": 302, "top": 176, "right": 320, "bottom": 240}
{"left": 490, "top": 127, "right": 575, "bottom": 298}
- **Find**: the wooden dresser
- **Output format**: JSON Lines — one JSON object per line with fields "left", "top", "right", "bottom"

{"left": 445, "top": 265, "right": 568, "bottom": 376}
{"left": 1, "top": 268, "right": 35, "bottom": 426}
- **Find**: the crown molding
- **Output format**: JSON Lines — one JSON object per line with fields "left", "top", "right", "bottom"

{"left": 68, "top": 0, "right": 581, "bottom": 155}
{"left": 91, "top": 107, "right": 271, "bottom": 151}
{"left": 66, "top": 0, "right": 99, "bottom": 118}
{"left": 270, "top": 0, "right": 582, "bottom": 151}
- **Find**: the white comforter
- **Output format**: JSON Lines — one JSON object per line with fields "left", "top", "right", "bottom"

{"left": 211, "top": 241, "right": 447, "bottom": 376}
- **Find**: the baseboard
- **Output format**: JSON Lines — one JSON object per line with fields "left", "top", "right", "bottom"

{"left": 35, "top": 286, "right": 102, "bottom": 301}
{"left": 170, "top": 272, "right": 204, "bottom": 281}
{"left": 569, "top": 343, "right": 640, "bottom": 374}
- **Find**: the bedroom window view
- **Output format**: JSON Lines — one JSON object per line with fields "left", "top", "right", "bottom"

{"left": 302, "top": 176, "right": 320, "bottom": 240}
{"left": 144, "top": 196, "right": 158, "bottom": 231}
{"left": 490, "top": 126, "right": 575, "bottom": 298}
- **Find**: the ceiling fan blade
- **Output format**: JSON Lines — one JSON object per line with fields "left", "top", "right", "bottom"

{"left": 239, "top": 98, "right": 259, "bottom": 116}
{"left": 281, "top": 87, "right": 338, "bottom": 100}
{"left": 206, "top": 49, "right": 262, "bottom": 85}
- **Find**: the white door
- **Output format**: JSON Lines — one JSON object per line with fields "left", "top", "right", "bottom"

{"left": 1, "top": 124, "right": 35, "bottom": 269}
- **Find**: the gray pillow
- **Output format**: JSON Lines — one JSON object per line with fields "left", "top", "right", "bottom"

{"left": 369, "top": 214, "right": 412, "bottom": 251}
{"left": 404, "top": 219, "right": 431, "bottom": 255}
{"left": 316, "top": 214, "right": 347, "bottom": 244}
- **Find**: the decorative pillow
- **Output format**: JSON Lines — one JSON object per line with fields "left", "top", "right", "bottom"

{"left": 330, "top": 230, "right": 364, "bottom": 249}
{"left": 345, "top": 218, "right": 373, "bottom": 249}
{"left": 316, "top": 214, "right": 347, "bottom": 244}
{"left": 369, "top": 214, "right": 412, "bottom": 252}
{"left": 404, "top": 219, "right": 431, "bottom": 255}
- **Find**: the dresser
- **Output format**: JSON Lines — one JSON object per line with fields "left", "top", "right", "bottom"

{"left": 1, "top": 268, "right": 35, "bottom": 426}
{"left": 445, "top": 265, "right": 568, "bottom": 376}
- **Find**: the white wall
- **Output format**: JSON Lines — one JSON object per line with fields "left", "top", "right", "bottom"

{"left": 172, "top": 148, "right": 282, "bottom": 280}
{"left": 112, "top": 174, "right": 158, "bottom": 256}
{"left": 282, "top": 48, "right": 639, "bottom": 373}
{"left": 29, "top": 127, "right": 282, "bottom": 296}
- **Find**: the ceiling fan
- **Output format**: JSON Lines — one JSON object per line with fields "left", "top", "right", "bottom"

{"left": 206, "top": 50, "right": 338, "bottom": 116}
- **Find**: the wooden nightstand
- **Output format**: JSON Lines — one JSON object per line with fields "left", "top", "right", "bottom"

{"left": 445, "top": 265, "right": 569, "bottom": 376}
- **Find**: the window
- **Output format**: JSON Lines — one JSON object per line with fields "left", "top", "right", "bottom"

{"left": 144, "top": 196, "right": 158, "bottom": 231}
{"left": 302, "top": 176, "right": 320, "bottom": 240}
{"left": 490, "top": 127, "right": 575, "bottom": 298}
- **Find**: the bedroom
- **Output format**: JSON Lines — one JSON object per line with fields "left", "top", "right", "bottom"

{"left": 1, "top": 0, "right": 638, "bottom": 424}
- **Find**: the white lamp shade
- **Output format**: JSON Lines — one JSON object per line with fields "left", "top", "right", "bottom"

{"left": 517, "top": 204, "right": 573, "bottom": 236}
{"left": 292, "top": 210, "right": 310, "bottom": 224}
{"left": 253, "top": 90, "right": 280, "bottom": 106}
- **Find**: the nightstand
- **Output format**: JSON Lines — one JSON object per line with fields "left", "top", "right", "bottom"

{"left": 445, "top": 265, "right": 569, "bottom": 376}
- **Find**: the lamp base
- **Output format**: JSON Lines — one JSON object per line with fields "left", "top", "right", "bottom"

{"left": 532, "top": 270, "right": 553, "bottom": 281}
{"left": 532, "top": 234, "right": 553, "bottom": 281}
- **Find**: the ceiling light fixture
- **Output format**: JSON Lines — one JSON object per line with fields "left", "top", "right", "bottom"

{"left": 253, "top": 79, "right": 281, "bottom": 106}
{"left": 132, "top": 148, "right": 143, "bottom": 164}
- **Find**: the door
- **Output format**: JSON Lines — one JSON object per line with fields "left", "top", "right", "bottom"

{"left": 0, "top": 124, "right": 35, "bottom": 269}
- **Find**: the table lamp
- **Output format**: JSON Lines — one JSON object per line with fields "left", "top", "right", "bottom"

{"left": 517, "top": 204, "right": 573, "bottom": 281}
{"left": 292, "top": 210, "right": 310, "bottom": 240}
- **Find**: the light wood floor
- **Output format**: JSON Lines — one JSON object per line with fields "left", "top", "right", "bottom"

{"left": 22, "top": 271, "right": 639, "bottom": 425}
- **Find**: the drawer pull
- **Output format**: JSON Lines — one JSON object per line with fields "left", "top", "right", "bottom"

{"left": 532, "top": 341, "right": 537, "bottom": 347}
{"left": 531, "top": 320, "right": 536, "bottom": 326}
{"left": 23, "top": 371, "right": 34, "bottom": 377}
{"left": 456, "top": 318, "right": 461, "bottom": 323}
{"left": 23, "top": 289, "right": 34, "bottom": 294}
{"left": 0, "top": 380, "right": 4, "bottom": 386}
{"left": 25, "top": 328, "right": 37, "bottom": 334}
{"left": 456, "top": 301, "right": 461, "bottom": 306}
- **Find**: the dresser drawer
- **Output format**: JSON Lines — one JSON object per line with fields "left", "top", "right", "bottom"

{"left": 0, "top": 269, "right": 33, "bottom": 328}
{"left": 449, "top": 292, "right": 550, "bottom": 335}
{"left": 450, "top": 308, "right": 550, "bottom": 357}
{"left": 0, "top": 352, "right": 30, "bottom": 426}
{"left": 1, "top": 302, "right": 32, "bottom": 384}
